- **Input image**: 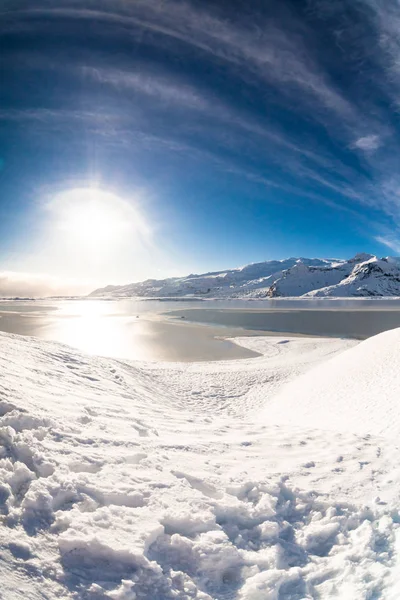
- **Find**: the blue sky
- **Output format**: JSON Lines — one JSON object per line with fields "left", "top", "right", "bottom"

{"left": 2, "top": 0, "right": 400, "bottom": 292}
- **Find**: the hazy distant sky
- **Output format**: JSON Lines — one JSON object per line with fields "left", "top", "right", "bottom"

{"left": 2, "top": 0, "right": 400, "bottom": 294}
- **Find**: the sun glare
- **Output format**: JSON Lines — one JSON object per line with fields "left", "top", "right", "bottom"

{"left": 37, "top": 185, "right": 158, "bottom": 282}
{"left": 49, "top": 187, "right": 150, "bottom": 247}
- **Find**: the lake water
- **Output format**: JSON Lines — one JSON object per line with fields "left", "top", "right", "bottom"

{"left": 169, "top": 305, "right": 400, "bottom": 339}
{"left": 1, "top": 297, "right": 400, "bottom": 361}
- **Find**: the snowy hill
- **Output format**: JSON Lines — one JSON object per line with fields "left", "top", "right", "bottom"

{"left": 265, "top": 327, "right": 400, "bottom": 437}
{"left": 5, "top": 329, "right": 400, "bottom": 598}
{"left": 90, "top": 253, "right": 400, "bottom": 298}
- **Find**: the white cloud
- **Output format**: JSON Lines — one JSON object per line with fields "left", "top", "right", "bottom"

{"left": 353, "top": 135, "right": 381, "bottom": 152}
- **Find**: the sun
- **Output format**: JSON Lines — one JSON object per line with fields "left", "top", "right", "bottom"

{"left": 60, "top": 189, "right": 125, "bottom": 244}
{"left": 49, "top": 187, "right": 149, "bottom": 247}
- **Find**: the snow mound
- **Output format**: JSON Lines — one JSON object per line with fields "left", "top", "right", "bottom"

{"left": 265, "top": 327, "right": 400, "bottom": 437}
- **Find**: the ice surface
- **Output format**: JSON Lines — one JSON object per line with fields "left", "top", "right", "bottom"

{"left": 1, "top": 330, "right": 400, "bottom": 598}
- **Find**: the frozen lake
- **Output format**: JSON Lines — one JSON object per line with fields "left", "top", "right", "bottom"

{"left": 168, "top": 303, "right": 400, "bottom": 339}
{"left": 2, "top": 297, "right": 400, "bottom": 361}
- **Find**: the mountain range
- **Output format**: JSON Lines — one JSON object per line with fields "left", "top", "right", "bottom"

{"left": 90, "top": 253, "right": 400, "bottom": 298}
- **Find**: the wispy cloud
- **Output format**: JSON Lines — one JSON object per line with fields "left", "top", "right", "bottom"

{"left": 2, "top": 2, "right": 359, "bottom": 126}
{"left": 353, "top": 135, "right": 382, "bottom": 152}
{"left": 375, "top": 236, "right": 400, "bottom": 254}
{"left": 6, "top": 1, "right": 391, "bottom": 162}
{"left": 82, "top": 67, "right": 213, "bottom": 112}
{"left": 6, "top": 0, "right": 400, "bottom": 249}
{"left": 79, "top": 63, "right": 367, "bottom": 190}
{"left": 0, "top": 108, "right": 123, "bottom": 132}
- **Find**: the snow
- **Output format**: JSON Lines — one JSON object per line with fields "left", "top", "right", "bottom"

{"left": 267, "top": 261, "right": 355, "bottom": 297}
{"left": 89, "top": 253, "right": 400, "bottom": 299}
{"left": 306, "top": 257, "right": 400, "bottom": 297}
{"left": 265, "top": 327, "right": 400, "bottom": 437}
{"left": 269, "top": 255, "right": 400, "bottom": 298}
{"left": 89, "top": 257, "right": 343, "bottom": 299}
{"left": 2, "top": 329, "right": 400, "bottom": 598}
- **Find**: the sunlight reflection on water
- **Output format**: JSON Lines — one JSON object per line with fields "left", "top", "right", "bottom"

{"left": 43, "top": 313, "right": 158, "bottom": 361}
{"left": 0, "top": 299, "right": 259, "bottom": 361}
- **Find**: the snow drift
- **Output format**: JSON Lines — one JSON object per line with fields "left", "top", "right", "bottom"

{"left": 1, "top": 330, "right": 400, "bottom": 598}
{"left": 266, "top": 327, "right": 400, "bottom": 437}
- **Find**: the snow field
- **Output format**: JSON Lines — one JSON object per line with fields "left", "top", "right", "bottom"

{"left": 0, "top": 331, "right": 400, "bottom": 598}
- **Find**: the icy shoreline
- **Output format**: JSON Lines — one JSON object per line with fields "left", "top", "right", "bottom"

{"left": 1, "top": 330, "right": 400, "bottom": 598}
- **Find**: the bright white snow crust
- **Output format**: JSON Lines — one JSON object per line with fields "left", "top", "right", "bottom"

{"left": 1, "top": 330, "right": 400, "bottom": 599}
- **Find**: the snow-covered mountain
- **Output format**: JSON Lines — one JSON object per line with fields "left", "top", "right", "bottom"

{"left": 89, "top": 257, "right": 341, "bottom": 298}
{"left": 306, "top": 256, "right": 400, "bottom": 297}
{"left": 90, "top": 253, "right": 400, "bottom": 298}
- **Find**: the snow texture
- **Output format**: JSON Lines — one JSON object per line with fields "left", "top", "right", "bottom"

{"left": 1, "top": 330, "right": 400, "bottom": 599}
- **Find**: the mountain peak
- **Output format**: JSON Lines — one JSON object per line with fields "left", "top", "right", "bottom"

{"left": 349, "top": 252, "right": 375, "bottom": 263}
